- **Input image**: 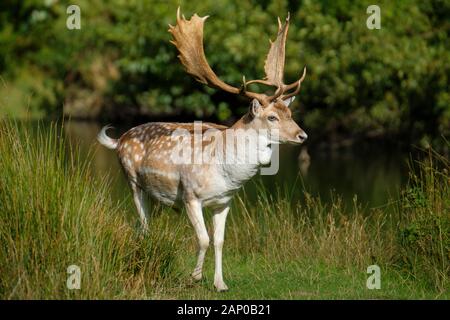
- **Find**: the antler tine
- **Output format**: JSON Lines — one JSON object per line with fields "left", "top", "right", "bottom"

{"left": 242, "top": 78, "right": 282, "bottom": 100}
{"left": 281, "top": 66, "right": 307, "bottom": 100}
{"left": 270, "top": 85, "right": 284, "bottom": 101}
{"left": 241, "top": 76, "right": 274, "bottom": 105}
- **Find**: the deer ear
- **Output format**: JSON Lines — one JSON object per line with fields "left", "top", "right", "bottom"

{"left": 250, "top": 99, "right": 262, "bottom": 116}
{"left": 282, "top": 96, "right": 295, "bottom": 107}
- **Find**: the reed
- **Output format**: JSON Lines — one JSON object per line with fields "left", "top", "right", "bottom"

{"left": 0, "top": 121, "right": 182, "bottom": 299}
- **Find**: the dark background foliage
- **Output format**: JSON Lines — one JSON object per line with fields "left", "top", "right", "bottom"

{"left": 0, "top": 0, "right": 449, "bottom": 148}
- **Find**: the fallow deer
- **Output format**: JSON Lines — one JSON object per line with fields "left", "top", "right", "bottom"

{"left": 97, "top": 8, "right": 308, "bottom": 291}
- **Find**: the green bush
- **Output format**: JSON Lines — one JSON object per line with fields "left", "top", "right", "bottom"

{"left": 0, "top": 0, "right": 449, "bottom": 147}
{"left": 398, "top": 149, "right": 450, "bottom": 291}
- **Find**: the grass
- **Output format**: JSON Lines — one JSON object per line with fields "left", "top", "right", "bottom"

{"left": 163, "top": 258, "right": 441, "bottom": 299}
{"left": 0, "top": 120, "right": 448, "bottom": 299}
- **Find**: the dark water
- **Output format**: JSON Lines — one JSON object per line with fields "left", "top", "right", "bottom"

{"left": 62, "top": 120, "right": 411, "bottom": 212}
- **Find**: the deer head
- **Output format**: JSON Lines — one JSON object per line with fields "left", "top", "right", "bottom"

{"left": 169, "top": 8, "right": 308, "bottom": 144}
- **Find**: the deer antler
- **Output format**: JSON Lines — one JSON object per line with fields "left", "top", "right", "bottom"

{"left": 169, "top": 8, "right": 306, "bottom": 106}
{"left": 169, "top": 7, "right": 278, "bottom": 106}
{"left": 244, "top": 13, "right": 307, "bottom": 101}
{"left": 168, "top": 8, "right": 240, "bottom": 95}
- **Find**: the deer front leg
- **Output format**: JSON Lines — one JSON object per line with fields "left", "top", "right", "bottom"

{"left": 213, "top": 205, "right": 230, "bottom": 292}
{"left": 185, "top": 199, "right": 209, "bottom": 281}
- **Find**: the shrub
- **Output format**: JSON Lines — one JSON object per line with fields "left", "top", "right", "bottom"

{"left": 398, "top": 149, "right": 450, "bottom": 292}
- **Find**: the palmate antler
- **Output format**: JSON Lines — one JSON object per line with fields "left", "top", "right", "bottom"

{"left": 168, "top": 7, "right": 306, "bottom": 106}
{"left": 244, "top": 13, "right": 307, "bottom": 101}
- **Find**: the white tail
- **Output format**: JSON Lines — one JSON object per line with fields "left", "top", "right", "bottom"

{"left": 97, "top": 125, "right": 118, "bottom": 150}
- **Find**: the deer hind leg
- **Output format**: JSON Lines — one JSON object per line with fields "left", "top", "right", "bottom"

{"left": 130, "top": 181, "right": 149, "bottom": 233}
{"left": 185, "top": 199, "right": 209, "bottom": 281}
{"left": 213, "top": 205, "right": 230, "bottom": 292}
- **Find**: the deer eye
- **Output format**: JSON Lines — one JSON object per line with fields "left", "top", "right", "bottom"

{"left": 267, "top": 115, "right": 279, "bottom": 122}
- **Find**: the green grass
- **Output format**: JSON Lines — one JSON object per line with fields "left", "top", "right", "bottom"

{"left": 0, "top": 121, "right": 448, "bottom": 299}
{"left": 162, "top": 257, "right": 442, "bottom": 299}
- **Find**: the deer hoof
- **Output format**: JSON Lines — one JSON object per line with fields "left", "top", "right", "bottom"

{"left": 215, "top": 282, "right": 229, "bottom": 292}
{"left": 191, "top": 271, "right": 202, "bottom": 282}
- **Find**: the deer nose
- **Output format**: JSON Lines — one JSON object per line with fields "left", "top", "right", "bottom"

{"left": 298, "top": 131, "right": 308, "bottom": 142}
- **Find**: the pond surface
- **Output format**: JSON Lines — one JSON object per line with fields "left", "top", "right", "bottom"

{"left": 62, "top": 120, "right": 411, "bottom": 212}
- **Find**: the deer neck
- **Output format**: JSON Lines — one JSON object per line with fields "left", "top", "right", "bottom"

{"left": 216, "top": 114, "right": 272, "bottom": 189}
